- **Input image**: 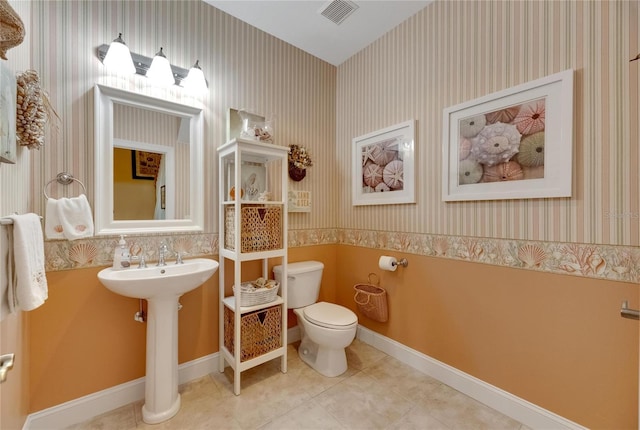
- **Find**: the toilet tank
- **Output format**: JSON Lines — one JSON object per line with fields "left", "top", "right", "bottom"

{"left": 273, "top": 261, "right": 324, "bottom": 309}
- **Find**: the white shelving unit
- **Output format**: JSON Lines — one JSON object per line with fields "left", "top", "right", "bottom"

{"left": 217, "top": 138, "right": 288, "bottom": 395}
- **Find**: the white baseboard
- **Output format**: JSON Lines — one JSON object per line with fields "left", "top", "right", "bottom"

{"left": 25, "top": 326, "right": 585, "bottom": 430}
{"left": 24, "top": 353, "right": 219, "bottom": 430}
{"left": 356, "top": 326, "right": 586, "bottom": 430}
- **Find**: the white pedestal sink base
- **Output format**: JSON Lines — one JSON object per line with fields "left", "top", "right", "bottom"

{"left": 96, "top": 259, "right": 219, "bottom": 425}
{"left": 141, "top": 295, "right": 181, "bottom": 424}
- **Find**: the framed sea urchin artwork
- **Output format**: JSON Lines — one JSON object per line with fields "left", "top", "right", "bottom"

{"left": 352, "top": 120, "right": 415, "bottom": 206}
{"left": 442, "top": 69, "right": 573, "bottom": 201}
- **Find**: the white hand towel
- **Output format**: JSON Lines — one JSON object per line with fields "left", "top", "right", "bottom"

{"left": 6, "top": 213, "right": 48, "bottom": 311}
{"left": 56, "top": 194, "right": 94, "bottom": 240}
{"left": 44, "top": 198, "right": 65, "bottom": 239}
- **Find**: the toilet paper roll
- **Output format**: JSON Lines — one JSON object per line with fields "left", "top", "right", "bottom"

{"left": 378, "top": 256, "right": 397, "bottom": 272}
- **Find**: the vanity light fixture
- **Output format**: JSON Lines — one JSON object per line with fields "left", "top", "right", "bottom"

{"left": 146, "top": 47, "right": 175, "bottom": 88}
{"left": 102, "top": 33, "right": 136, "bottom": 75}
{"left": 181, "top": 60, "right": 208, "bottom": 93}
{"left": 97, "top": 43, "right": 208, "bottom": 93}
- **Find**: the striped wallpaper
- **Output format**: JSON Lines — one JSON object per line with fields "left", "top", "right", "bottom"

{"left": 337, "top": 0, "right": 639, "bottom": 247}
{"left": 0, "top": 1, "right": 31, "bottom": 221}
{"left": 27, "top": 0, "right": 336, "bottom": 233}
{"left": 16, "top": 0, "right": 640, "bottom": 277}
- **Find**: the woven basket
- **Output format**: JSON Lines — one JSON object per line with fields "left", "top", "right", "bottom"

{"left": 225, "top": 205, "right": 282, "bottom": 252}
{"left": 224, "top": 305, "right": 282, "bottom": 362}
{"left": 233, "top": 281, "right": 280, "bottom": 307}
{"left": 353, "top": 273, "right": 388, "bottom": 322}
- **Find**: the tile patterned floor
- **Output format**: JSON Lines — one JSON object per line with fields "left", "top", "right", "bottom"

{"left": 67, "top": 340, "right": 531, "bottom": 430}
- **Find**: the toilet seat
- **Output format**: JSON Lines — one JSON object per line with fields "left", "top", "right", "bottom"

{"left": 303, "top": 302, "right": 357, "bottom": 330}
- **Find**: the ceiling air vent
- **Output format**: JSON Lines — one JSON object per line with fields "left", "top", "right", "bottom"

{"left": 318, "top": 0, "right": 359, "bottom": 25}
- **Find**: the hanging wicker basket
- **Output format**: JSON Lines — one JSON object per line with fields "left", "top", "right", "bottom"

{"left": 353, "top": 273, "right": 388, "bottom": 322}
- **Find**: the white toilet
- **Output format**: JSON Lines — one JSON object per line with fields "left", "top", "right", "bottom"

{"left": 273, "top": 261, "right": 358, "bottom": 377}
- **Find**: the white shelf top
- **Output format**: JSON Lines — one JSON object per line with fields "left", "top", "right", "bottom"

{"left": 217, "top": 137, "right": 289, "bottom": 162}
{"left": 222, "top": 295, "right": 284, "bottom": 314}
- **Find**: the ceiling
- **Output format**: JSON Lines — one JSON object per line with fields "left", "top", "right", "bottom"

{"left": 203, "top": 0, "right": 432, "bottom": 66}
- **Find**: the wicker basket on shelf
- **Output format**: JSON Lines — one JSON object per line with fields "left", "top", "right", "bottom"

{"left": 223, "top": 305, "right": 282, "bottom": 362}
{"left": 225, "top": 205, "right": 282, "bottom": 252}
{"left": 232, "top": 281, "right": 280, "bottom": 307}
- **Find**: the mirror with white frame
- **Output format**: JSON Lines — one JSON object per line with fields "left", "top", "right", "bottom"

{"left": 94, "top": 84, "right": 204, "bottom": 235}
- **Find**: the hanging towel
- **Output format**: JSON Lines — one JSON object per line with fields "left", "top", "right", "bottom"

{"left": 6, "top": 213, "right": 48, "bottom": 311}
{"left": 44, "top": 197, "right": 65, "bottom": 239}
{"left": 56, "top": 194, "right": 94, "bottom": 240}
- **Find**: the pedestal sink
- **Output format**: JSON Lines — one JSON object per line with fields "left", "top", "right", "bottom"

{"left": 97, "top": 258, "right": 218, "bottom": 424}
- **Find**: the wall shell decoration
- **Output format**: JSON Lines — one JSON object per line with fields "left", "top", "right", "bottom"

{"left": 442, "top": 69, "right": 573, "bottom": 201}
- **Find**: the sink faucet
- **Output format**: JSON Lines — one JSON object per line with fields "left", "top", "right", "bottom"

{"left": 157, "top": 242, "right": 168, "bottom": 266}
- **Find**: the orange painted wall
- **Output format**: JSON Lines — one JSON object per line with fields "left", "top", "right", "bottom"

{"left": 27, "top": 247, "right": 334, "bottom": 412}
{"left": 334, "top": 245, "right": 639, "bottom": 429}
{"left": 29, "top": 262, "right": 217, "bottom": 412}
{"left": 27, "top": 245, "right": 638, "bottom": 428}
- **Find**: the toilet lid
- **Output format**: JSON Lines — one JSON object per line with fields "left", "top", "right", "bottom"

{"left": 303, "top": 302, "right": 357, "bottom": 329}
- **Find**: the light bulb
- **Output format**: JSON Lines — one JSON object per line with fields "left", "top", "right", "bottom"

{"left": 102, "top": 33, "right": 135, "bottom": 75}
{"left": 181, "top": 60, "right": 208, "bottom": 93}
{"left": 146, "top": 47, "right": 175, "bottom": 88}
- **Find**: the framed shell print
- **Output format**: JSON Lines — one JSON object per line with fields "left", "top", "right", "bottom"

{"left": 352, "top": 120, "right": 416, "bottom": 206}
{"left": 442, "top": 69, "right": 573, "bottom": 201}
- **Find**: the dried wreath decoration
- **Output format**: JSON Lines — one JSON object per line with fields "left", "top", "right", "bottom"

{"left": 288, "top": 144, "right": 313, "bottom": 170}
{"left": 16, "top": 69, "right": 59, "bottom": 150}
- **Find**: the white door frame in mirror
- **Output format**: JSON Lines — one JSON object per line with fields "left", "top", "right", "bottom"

{"left": 94, "top": 84, "right": 204, "bottom": 235}
{"left": 113, "top": 139, "right": 176, "bottom": 220}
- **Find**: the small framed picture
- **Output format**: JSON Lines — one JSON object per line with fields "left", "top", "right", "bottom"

{"left": 131, "top": 150, "right": 161, "bottom": 180}
{"left": 352, "top": 120, "right": 416, "bottom": 206}
{"left": 442, "top": 69, "right": 573, "bottom": 201}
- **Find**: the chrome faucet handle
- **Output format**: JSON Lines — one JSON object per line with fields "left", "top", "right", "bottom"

{"left": 131, "top": 254, "right": 144, "bottom": 268}
{"left": 157, "top": 242, "right": 168, "bottom": 266}
{"left": 175, "top": 251, "right": 187, "bottom": 264}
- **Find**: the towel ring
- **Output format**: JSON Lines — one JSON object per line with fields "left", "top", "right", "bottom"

{"left": 44, "top": 172, "right": 87, "bottom": 199}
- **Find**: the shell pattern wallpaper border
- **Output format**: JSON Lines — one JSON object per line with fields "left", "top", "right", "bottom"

{"left": 44, "top": 230, "right": 638, "bottom": 285}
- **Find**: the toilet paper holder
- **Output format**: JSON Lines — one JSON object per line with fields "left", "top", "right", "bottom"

{"left": 378, "top": 255, "right": 409, "bottom": 271}
{"left": 393, "top": 258, "right": 408, "bottom": 268}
